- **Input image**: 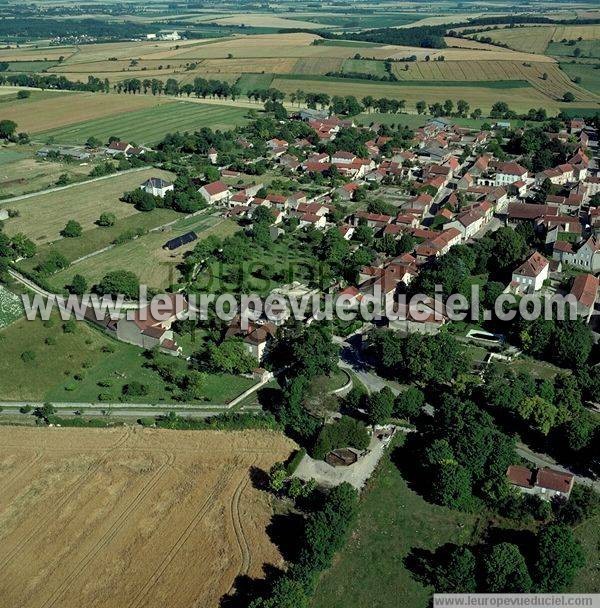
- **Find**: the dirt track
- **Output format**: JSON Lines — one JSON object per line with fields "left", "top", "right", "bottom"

{"left": 0, "top": 426, "right": 295, "bottom": 608}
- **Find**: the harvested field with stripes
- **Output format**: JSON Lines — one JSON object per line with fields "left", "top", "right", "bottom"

{"left": 389, "top": 60, "right": 598, "bottom": 102}
{"left": 293, "top": 57, "right": 345, "bottom": 74}
{"left": 0, "top": 426, "right": 295, "bottom": 608}
{"left": 0, "top": 91, "right": 171, "bottom": 134}
{"left": 39, "top": 101, "right": 249, "bottom": 145}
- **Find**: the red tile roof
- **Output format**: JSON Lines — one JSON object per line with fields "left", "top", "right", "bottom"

{"left": 570, "top": 273, "right": 599, "bottom": 309}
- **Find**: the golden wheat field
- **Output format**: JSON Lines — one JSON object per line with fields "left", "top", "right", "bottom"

{"left": 0, "top": 426, "right": 295, "bottom": 608}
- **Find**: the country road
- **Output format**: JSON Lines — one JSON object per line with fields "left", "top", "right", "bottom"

{"left": 0, "top": 402, "right": 262, "bottom": 419}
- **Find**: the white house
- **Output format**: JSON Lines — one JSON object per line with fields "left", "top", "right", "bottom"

{"left": 493, "top": 161, "right": 528, "bottom": 186}
{"left": 553, "top": 236, "right": 600, "bottom": 274}
{"left": 140, "top": 177, "right": 174, "bottom": 198}
{"left": 511, "top": 251, "right": 549, "bottom": 293}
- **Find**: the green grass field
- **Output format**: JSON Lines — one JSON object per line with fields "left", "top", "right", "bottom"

{"left": 2, "top": 168, "right": 175, "bottom": 244}
{"left": 342, "top": 59, "right": 388, "bottom": 77}
{"left": 548, "top": 40, "right": 600, "bottom": 59}
{"left": 560, "top": 62, "right": 600, "bottom": 94}
{"left": 39, "top": 101, "right": 249, "bottom": 145}
{"left": 47, "top": 214, "right": 239, "bottom": 291}
{"left": 0, "top": 313, "right": 255, "bottom": 404}
{"left": 311, "top": 435, "right": 478, "bottom": 608}
{"left": 6, "top": 60, "right": 58, "bottom": 72}
{"left": 236, "top": 73, "right": 275, "bottom": 93}
{"left": 18, "top": 208, "right": 180, "bottom": 272}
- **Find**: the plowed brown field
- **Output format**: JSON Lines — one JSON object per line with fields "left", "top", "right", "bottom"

{"left": 0, "top": 426, "right": 295, "bottom": 608}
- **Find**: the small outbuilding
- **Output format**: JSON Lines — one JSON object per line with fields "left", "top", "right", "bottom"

{"left": 163, "top": 231, "right": 198, "bottom": 251}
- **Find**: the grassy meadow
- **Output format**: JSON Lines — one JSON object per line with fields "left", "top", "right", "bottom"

{"left": 39, "top": 101, "right": 249, "bottom": 145}
{"left": 1, "top": 168, "right": 175, "bottom": 244}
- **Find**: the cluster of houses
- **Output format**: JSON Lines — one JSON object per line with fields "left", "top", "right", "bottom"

{"left": 150, "top": 111, "right": 599, "bottom": 339}
{"left": 84, "top": 111, "right": 599, "bottom": 359}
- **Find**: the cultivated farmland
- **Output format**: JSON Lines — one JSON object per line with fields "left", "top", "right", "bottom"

{"left": 39, "top": 101, "right": 249, "bottom": 145}
{"left": 0, "top": 91, "right": 172, "bottom": 134}
{"left": 0, "top": 426, "right": 295, "bottom": 608}
{"left": 271, "top": 76, "right": 570, "bottom": 112}
{"left": 2, "top": 168, "right": 175, "bottom": 244}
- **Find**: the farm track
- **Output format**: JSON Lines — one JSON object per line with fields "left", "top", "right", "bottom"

{"left": 129, "top": 462, "right": 240, "bottom": 608}
{"left": 224, "top": 463, "right": 255, "bottom": 598}
{"left": 39, "top": 449, "right": 176, "bottom": 608}
{"left": 0, "top": 428, "right": 132, "bottom": 570}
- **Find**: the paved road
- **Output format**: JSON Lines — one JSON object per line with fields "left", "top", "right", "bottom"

{"left": 0, "top": 402, "right": 262, "bottom": 419}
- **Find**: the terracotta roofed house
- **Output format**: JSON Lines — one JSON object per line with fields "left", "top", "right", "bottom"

{"left": 511, "top": 251, "right": 549, "bottom": 293}
{"left": 507, "top": 465, "right": 575, "bottom": 500}
{"left": 198, "top": 180, "right": 230, "bottom": 205}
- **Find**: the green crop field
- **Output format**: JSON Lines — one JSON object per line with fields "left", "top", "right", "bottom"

{"left": 39, "top": 101, "right": 249, "bottom": 145}
{"left": 560, "top": 62, "right": 600, "bottom": 94}
{"left": 342, "top": 58, "right": 388, "bottom": 77}
{"left": 236, "top": 73, "right": 275, "bottom": 92}
{"left": 272, "top": 75, "right": 567, "bottom": 112}
{"left": 5, "top": 60, "right": 58, "bottom": 72}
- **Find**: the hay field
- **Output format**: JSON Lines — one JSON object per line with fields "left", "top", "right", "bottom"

{"left": 40, "top": 101, "right": 249, "bottom": 146}
{"left": 0, "top": 426, "right": 295, "bottom": 608}
{"left": 2, "top": 168, "right": 175, "bottom": 244}
{"left": 271, "top": 75, "right": 570, "bottom": 112}
{"left": 200, "top": 57, "right": 298, "bottom": 74}
{"left": 390, "top": 60, "right": 597, "bottom": 102}
{"left": 469, "top": 24, "right": 600, "bottom": 55}
{"left": 0, "top": 91, "right": 173, "bottom": 134}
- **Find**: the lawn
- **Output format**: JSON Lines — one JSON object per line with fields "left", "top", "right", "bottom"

{"left": 311, "top": 435, "right": 478, "bottom": 608}
{"left": 48, "top": 214, "right": 239, "bottom": 291}
{"left": 0, "top": 313, "right": 255, "bottom": 404}
{"left": 1, "top": 168, "right": 175, "bottom": 245}
{"left": 572, "top": 515, "right": 600, "bottom": 592}
{"left": 39, "top": 100, "right": 249, "bottom": 145}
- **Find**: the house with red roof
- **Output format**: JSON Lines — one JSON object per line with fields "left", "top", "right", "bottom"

{"left": 511, "top": 251, "right": 549, "bottom": 293}
{"left": 198, "top": 180, "right": 230, "bottom": 205}
{"left": 116, "top": 294, "right": 187, "bottom": 355}
{"left": 569, "top": 273, "right": 599, "bottom": 322}
{"left": 507, "top": 465, "right": 575, "bottom": 500}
